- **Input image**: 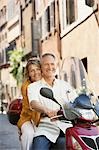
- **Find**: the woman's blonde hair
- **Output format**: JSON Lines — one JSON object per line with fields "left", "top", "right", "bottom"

{"left": 25, "top": 58, "right": 41, "bottom": 79}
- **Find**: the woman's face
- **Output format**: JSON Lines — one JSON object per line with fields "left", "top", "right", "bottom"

{"left": 28, "top": 64, "right": 41, "bottom": 82}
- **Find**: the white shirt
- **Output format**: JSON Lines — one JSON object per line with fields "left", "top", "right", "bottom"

{"left": 28, "top": 78, "right": 77, "bottom": 143}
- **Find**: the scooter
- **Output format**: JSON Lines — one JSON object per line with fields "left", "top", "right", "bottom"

{"left": 40, "top": 87, "right": 99, "bottom": 150}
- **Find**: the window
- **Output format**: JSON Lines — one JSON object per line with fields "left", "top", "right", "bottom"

{"left": 7, "top": 0, "right": 20, "bottom": 20}
{"left": 41, "top": 13, "right": 47, "bottom": 38}
{"left": 0, "top": 8, "right": 7, "bottom": 27}
{"left": 85, "top": 0, "right": 94, "bottom": 7}
{"left": 8, "top": 0, "right": 15, "bottom": 20}
{"left": 31, "top": 19, "right": 41, "bottom": 56}
{"left": 62, "top": 0, "right": 67, "bottom": 30}
{"left": 50, "top": 1, "right": 55, "bottom": 29}
{"left": 46, "top": 6, "right": 50, "bottom": 32}
{"left": 35, "top": 0, "right": 41, "bottom": 15}
{"left": 41, "top": 8, "right": 50, "bottom": 38}
{"left": 66, "top": 0, "right": 77, "bottom": 25}
{"left": 59, "top": 0, "right": 77, "bottom": 32}
{"left": 40, "top": 1, "right": 56, "bottom": 38}
{"left": 59, "top": 0, "right": 94, "bottom": 37}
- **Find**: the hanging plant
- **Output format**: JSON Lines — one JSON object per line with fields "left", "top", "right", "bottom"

{"left": 8, "top": 49, "right": 24, "bottom": 86}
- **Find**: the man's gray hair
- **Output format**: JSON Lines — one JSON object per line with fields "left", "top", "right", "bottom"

{"left": 41, "top": 53, "right": 56, "bottom": 59}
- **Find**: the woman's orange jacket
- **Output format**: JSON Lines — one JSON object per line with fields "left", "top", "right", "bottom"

{"left": 17, "top": 79, "right": 41, "bottom": 129}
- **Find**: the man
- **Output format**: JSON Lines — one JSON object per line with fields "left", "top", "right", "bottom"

{"left": 28, "top": 53, "right": 77, "bottom": 150}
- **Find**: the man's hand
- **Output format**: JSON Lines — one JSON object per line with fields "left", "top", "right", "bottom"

{"left": 44, "top": 108, "right": 58, "bottom": 118}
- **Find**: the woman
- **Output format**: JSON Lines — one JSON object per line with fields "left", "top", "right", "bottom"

{"left": 17, "top": 58, "right": 42, "bottom": 150}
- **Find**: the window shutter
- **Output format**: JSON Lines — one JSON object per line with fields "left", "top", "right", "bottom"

{"left": 32, "top": 19, "right": 41, "bottom": 56}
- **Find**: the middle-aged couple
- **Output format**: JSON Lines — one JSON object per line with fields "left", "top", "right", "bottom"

{"left": 18, "top": 53, "right": 77, "bottom": 150}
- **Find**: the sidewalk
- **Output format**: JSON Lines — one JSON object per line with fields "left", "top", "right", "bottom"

{"left": 0, "top": 114, "right": 21, "bottom": 150}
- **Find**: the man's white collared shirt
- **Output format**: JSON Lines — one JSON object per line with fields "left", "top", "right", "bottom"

{"left": 28, "top": 78, "right": 77, "bottom": 143}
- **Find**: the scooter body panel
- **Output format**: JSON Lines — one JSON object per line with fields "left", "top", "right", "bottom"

{"left": 66, "top": 124, "right": 99, "bottom": 150}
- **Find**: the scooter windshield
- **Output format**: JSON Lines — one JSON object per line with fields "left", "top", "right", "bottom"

{"left": 60, "top": 57, "right": 99, "bottom": 120}
{"left": 60, "top": 57, "right": 99, "bottom": 104}
{"left": 72, "top": 94, "right": 92, "bottom": 109}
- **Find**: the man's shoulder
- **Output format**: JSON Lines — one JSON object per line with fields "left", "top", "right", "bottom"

{"left": 28, "top": 80, "right": 41, "bottom": 88}
{"left": 56, "top": 79, "right": 69, "bottom": 84}
{"left": 56, "top": 79, "right": 72, "bottom": 88}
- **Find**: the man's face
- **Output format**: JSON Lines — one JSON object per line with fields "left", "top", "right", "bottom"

{"left": 41, "top": 55, "right": 57, "bottom": 78}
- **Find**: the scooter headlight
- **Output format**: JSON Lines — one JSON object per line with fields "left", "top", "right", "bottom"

{"left": 77, "top": 108, "right": 95, "bottom": 120}
{"left": 72, "top": 136, "right": 83, "bottom": 150}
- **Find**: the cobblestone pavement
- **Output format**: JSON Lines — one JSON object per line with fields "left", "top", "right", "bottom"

{"left": 0, "top": 114, "right": 21, "bottom": 150}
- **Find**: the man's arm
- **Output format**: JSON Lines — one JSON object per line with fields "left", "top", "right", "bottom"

{"left": 30, "top": 100, "right": 46, "bottom": 114}
{"left": 30, "top": 100, "right": 58, "bottom": 118}
{"left": 28, "top": 83, "right": 58, "bottom": 118}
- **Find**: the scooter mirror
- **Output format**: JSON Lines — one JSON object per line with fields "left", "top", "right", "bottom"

{"left": 40, "top": 87, "right": 54, "bottom": 100}
{"left": 40, "top": 87, "right": 62, "bottom": 108}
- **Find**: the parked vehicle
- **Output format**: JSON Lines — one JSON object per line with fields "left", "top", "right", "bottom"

{"left": 40, "top": 87, "right": 99, "bottom": 150}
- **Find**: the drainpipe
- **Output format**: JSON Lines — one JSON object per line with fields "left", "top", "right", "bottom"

{"left": 56, "top": 0, "right": 62, "bottom": 60}
{"left": 56, "top": 0, "right": 62, "bottom": 78}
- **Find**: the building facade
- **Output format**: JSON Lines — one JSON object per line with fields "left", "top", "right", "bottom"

{"left": 0, "top": 0, "right": 40, "bottom": 100}
{"left": 59, "top": 0, "right": 99, "bottom": 94}
{"left": 0, "top": 0, "right": 99, "bottom": 100}
{"left": 34, "top": 0, "right": 99, "bottom": 95}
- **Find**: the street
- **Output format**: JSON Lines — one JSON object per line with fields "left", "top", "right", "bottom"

{"left": 0, "top": 114, "right": 21, "bottom": 150}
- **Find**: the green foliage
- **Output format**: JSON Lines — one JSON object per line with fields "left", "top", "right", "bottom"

{"left": 8, "top": 49, "right": 24, "bottom": 86}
